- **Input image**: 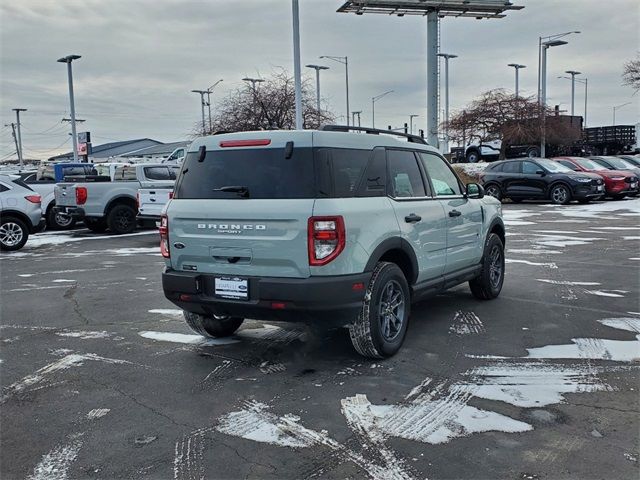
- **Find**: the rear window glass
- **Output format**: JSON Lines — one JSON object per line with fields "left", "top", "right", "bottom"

{"left": 144, "top": 166, "right": 176, "bottom": 181}
{"left": 37, "top": 165, "right": 55, "bottom": 181}
{"left": 175, "top": 147, "right": 315, "bottom": 199}
{"left": 61, "top": 165, "right": 96, "bottom": 178}
{"left": 114, "top": 166, "right": 138, "bottom": 181}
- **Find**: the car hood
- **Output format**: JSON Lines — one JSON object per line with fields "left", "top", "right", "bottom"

{"left": 566, "top": 172, "right": 602, "bottom": 181}
{"left": 592, "top": 169, "right": 637, "bottom": 179}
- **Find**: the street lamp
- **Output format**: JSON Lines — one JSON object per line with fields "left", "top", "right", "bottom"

{"left": 191, "top": 90, "right": 208, "bottom": 133}
{"left": 565, "top": 70, "right": 582, "bottom": 116}
{"left": 320, "top": 55, "right": 350, "bottom": 126}
{"left": 558, "top": 75, "right": 588, "bottom": 126}
{"left": 242, "top": 77, "right": 265, "bottom": 89}
{"left": 438, "top": 53, "right": 457, "bottom": 154}
{"left": 613, "top": 102, "right": 631, "bottom": 126}
{"left": 409, "top": 114, "right": 419, "bottom": 135}
{"left": 371, "top": 90, "right": 393, "bottom": 128}
{"left": 305, "top": 65, "right": 329, "bottom": 114}
{"left": 539, "top": 38, "right": 570, "bottom": 157}
{"left": 57, "top": 54, "right": 82, "bottom": 163}
{"left": 291, "top": 0, "right": 303, "bottom": 129}
{"left": 11, "top": 108, "right": 26, "bottom": 169}
{"left": 206, "top": 79, "right": 223, "bottom": 132}
{"left": 352, "top": 111, "right": 362, "bottom": 127}
{"left": 507, "top": 63, "right": 526, "bottom": 97}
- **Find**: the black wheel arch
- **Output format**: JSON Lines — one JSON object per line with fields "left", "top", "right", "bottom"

{"left": 488, "top": 218, "right": 506, "bottom": 249}
{"left": 104, "top": 195, "right": 137, "bottom": 215}
{"left": 0, "top": 210, "right": 33, "bottom": 230}
{"left": 364, "top": 237, "right": 419, "bottom": 285}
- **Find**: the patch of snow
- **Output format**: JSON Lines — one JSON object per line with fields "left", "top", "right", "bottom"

{"left": 584, "top": 290, "right": 625, "bottom": 298}
{"left": 598, "top": 317, "right": 640, "bottom": 334}
{"left": 148, "top": 309, "right": 183, "bottom": 316}
{"left": 526, "top": 336, "right": 639, "bottom": 362}
{"left": 506, "top": 259, "right": 558, "bottom": 268}
{"left": 52, "top": 279, "right": 76, "bottom": 283}
{"left": 25, "top": 230, "right": 156, "bottom": 249}
{"left": 86, "top": 408, "right": 110, "bottom": 420}
{"left": 28, "top": 437, "right": 83, "bottom": 480}
{"left": 508, "top": 249, "right": 562, "bottom": 255}
{"left": 449, "top": 311, "right": 485, "bottom": 335}
{"left": 56, "top": 331, "right": 110, "bottom": 340}
{"left": 536, "top": 279, "right": 600, "bottom": 286}
{"left": 138, "top": 331, "right": 239, "bottom": 346}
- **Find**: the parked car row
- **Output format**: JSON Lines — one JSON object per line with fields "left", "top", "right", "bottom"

{"left": 479, "top": 155, "right": 639, "bottom": 204}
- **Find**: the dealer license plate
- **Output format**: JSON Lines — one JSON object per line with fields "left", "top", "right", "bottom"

{"left": 597, "top": 185, "right": 604, "bottom": 191}
{"left": 631, "top": 182, "right": 638, "bottom": 189}
{"left": 214, "top": 277, "right": 248, "bottom": 300}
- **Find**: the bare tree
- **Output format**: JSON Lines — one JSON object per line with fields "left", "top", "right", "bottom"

{"left": 445, "top": 89, "right": 579, "bottom": 159}
{"left": 622, "top": 54, "right": 640, "bottom": 93}
{"left": 193, "top": 70, "right": 335, "bottom": 135}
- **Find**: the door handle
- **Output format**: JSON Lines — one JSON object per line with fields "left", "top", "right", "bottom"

{"left": 404, "top": 213, "right": 422, "bottom": 223}
{"left": 449, "top": 210, "right": 462, "bottom": 217}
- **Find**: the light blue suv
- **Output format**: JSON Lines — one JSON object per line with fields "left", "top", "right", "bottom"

{"left": 161, "top": 127, "right": 505, "bottom": 358}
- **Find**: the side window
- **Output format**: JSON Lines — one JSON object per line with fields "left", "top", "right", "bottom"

{"left": 314, "top": 148, "right": 371, "bottom": 197}
{"left": 419, "top": 152, "right": 461, "bottom": 196}
{"left": 522, "top": 161, "right": 540, "bottom": 174}
{"left": 387, "top": 149, "right": 426, "bottom": 198}
{"left": 22, "top": 173, "right": 37, "bottom": 183}
{"left": 356, "top": 148, "right": 386, "bottom": 197}
{"left": 558, "top": 160, "right": 578, "bottom": 171}
{"left": 489, "top": 163, "right": 504, "bottom": 173}
{"left": 114, "top": 166, "right": 137, "bottom": 181}
{"left": 144, "top": 167, "right": 175, "bottom": 181}
{"left": 502, "top": 162, "right": 520, "bottom": 174}
{"left": 0, "top": 183, "right": 9, "bottom": 192}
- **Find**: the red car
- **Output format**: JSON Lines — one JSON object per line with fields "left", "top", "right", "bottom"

{"left": 554, "top": 157, "right": 639, "bottom": 200}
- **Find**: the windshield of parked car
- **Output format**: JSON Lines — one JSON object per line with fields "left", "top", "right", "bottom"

{"left": 575, "top": 158, "right": 608, "bottom": 171}
{"left": 601, "top": 157, "right": 635, "bottom": 170}
{"left": 538, "top": 159, "right": 571, "bottom": 173}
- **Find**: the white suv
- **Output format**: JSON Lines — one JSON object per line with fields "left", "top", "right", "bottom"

{"left": 161, "top": 127, "right": 505, "bottom": 358}
{"left": 0, "top": 174, "right": 44, "bottom": 251}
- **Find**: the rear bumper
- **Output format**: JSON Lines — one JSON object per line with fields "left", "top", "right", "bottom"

{"left": 162, "top": 269, "right": 372, "bottom": 324}
{"left": 53, "top": 206, "right": 86, "bottom": 220}
{"left": 136, "top": 214, "right": 161, "bottom": 226}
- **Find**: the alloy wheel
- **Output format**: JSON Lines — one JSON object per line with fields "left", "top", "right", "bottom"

{"left": 0, "top": 222, "right": 24, "bottom": 247}
{"left": 378, "top": 280, "right": 405, "bottom": 341}
{"left": 488, "top": 244, "right": 503, "bottom": 289}
{"left": 552, "top": 186, "right": 568, "bottom": 204}
{"left": 486, "top": 186, "right": 500, "bottom": 198}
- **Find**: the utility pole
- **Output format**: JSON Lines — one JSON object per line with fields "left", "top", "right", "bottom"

{"left": 57, "top": 55, "right": 81, "bottom": 163}
{"left": 409, "top": 114, "right": 419, "bottom": 134}
{"left": 12, "top": 108, "right": 27, "bottom": 169}
{"left": 191, "top": 90, "right": 207, "bottom": 133}
{"left": 291, "top": 0, "right": 303, "bottom": 130}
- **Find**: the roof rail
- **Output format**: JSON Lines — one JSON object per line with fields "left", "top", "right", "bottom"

{"left": 319, "top": 124, "right": 428, "bottom": 145}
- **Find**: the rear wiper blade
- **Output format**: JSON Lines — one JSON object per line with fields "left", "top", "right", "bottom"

{"left": 213, "top": 185, "right": 250, "bottom": 198}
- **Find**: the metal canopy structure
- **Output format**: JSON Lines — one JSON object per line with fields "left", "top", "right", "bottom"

{"left": 337, "top": 1, "right": 523, "bottom": 18}
{"left": 338, "top": 1, "right": 524, "bottom": 148}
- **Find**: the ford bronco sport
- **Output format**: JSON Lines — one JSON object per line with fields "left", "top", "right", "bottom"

{"left": 161, "top": 126, "right": 505, "bottom": 358}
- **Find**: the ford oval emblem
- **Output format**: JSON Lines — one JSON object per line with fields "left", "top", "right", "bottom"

{"left": 173, "top": 242, "right": 186, "bottom": 249}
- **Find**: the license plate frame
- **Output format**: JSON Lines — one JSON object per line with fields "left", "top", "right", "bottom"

{"left": 214, "top": 276, "right": 249, "bottom": 300}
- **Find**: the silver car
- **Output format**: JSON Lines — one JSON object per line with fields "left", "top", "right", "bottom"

{"left": 0, "top": 174, "right": 45, "bottom": 251}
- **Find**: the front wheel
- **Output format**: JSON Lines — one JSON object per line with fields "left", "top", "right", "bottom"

{"left": 184, "top": 311, "right": 244, "bottom": 337}
{"left": 349, "top": 262, "right": 410, "bottom": 359}
{"left": 466, "top": 150, "right": 480, "bottom": 163}
{"left": 469, "top": 233, "right": 505, "bottom": 300}
{"left": 550, "top": 184, "right": 571, "bottom": 205}
{"left": 0, "top": 216, "right": 29, "bottom": 251}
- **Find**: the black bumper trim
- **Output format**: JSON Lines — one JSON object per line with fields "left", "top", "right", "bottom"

{"left": 53, "top": 206, "right": 86, "bottom": 220}
{"left": 162, "top": 269, "right": 372, "bottom": 324}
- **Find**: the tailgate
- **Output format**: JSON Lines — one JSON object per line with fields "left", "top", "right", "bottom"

{"left": 54, "top": 183, "right": 77, "bottom": 207}
{"left": 167, "top": 199, "right": 314, "bottom": 278}
{"left": 138, "top": 187, "right": 172, "bottom": 218}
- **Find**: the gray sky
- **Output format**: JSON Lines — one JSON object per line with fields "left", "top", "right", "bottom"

{"left": 1, "top": 0, "right": 638, "bottom": 160}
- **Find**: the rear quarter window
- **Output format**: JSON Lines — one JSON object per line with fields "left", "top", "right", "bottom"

{"left": 114, "top": 166, "right": 138, "bottom": 181}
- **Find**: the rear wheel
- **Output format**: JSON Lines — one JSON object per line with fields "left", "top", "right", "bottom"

{"left": 349, "top": 262, "right": 410, "bottom": 359}
{"left": 485, "top": 184, "right": 502, "bottom": 201}
{"left": 466, "top": 150, "right": 481, "bottom": 163}
{"left": 469, "top": 233, "right": 504, "bottom": 300}
{"left": 184, "top": 311, "right": 244, "bottom": 337}
{"left": 47, "top": 206, "right": 76, "bottom": 230}
{"left": 526, "top": 147, "right": 540, "bottom": 158}
{"left": 0, "top": 216, "right": 29, "bottom": 251}
{"left": 107, "top": 204, "right": 136, "bottom": 234}
{"left": 550, "top": 184, "right": 571, "bottom": 205}
{"left": 85, "top": 217, "right": 108, "bottom": 233}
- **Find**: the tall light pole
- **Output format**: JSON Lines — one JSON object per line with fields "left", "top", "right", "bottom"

{"left": 409, "top": 114, "right": 419, "bottom": 134}
{"left": 558, "top": 75, "right": 588, "bottom": 126}
{"left": 438, "top": 53, "right": 457, "bottom": 153}
{"left": 12, "top": 109, "right": 26, "bottom": 169}
{"left": 372, "top": 90, "right": 393, "bottom": 128}
{"left": 242, "top": 77, "right": 265, "bottom": 90}
{"left": 320, "top": 55, "right": 349, "bottom": 126}
{"left": 540, "top": 39, "right": 569, "bottom": 158}
{"left": 206, "top": 79, "right": 223, "bottom": 133}
{"left": 305, "top": 65, "right": 329, "bottom": 114}
{"left": 291, "top": 0, "right": 303, "bottom": 129}
{"left": 565, "top": 70, "right": 582, "bottom": 116}
{"left": 352, "top": 111, "right": 362, "bottom": 127}
{"left": 613, "top": 102, "right": 631, "bottom": 126}
{"left": 537, "top": 31, "right": 580, "bottom": 104}
{"left": 57, "top": 54, "right": 81, "bottom": 163}
{"left": 191, "top": 90, "right": 208, "bottom": 133}
{"left": 507, "top": 63, "right": 526, "bottom": 97}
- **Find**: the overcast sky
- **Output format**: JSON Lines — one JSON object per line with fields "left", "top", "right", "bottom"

{"left": 1, "top": 0, "right": 638, "bottom": 160}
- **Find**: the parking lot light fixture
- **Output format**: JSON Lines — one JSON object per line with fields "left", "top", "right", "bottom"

{"left": 537, "top": 31, "right": 580, "bottom": 104}
{"left": 438, "top": 53, "right": 457, "bottom": 153}
{"left": 191, "top": 90, "right": 208, "bottom": 133}
{"left": 57, "top": 54, "right": 81, "bottom": 163}
{"left": 507, "top": 63, "right": 526, "bottom": 97}
{"left": 320, "top": 55, "right": 349, "bottom": 125}
{"left": 372, "top": 90, "right": 393, "bottom": 128}
{"left": 409, "top": 114, "right": 419, "bottom": 134}
{"left": 613, "top": 102, "right": 631, "bottom": 126}
{"left": 558, "top": 75, "right": 588, "bottom": 127}
{"left": 539, "top": 38, "right": 569, "bottom": 158}
{"left": 305, "top": 65, "right": 329, "bottom": 114}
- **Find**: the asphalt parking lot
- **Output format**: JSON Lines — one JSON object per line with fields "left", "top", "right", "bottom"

{"left": 1, "top": 199, "right": 639, "bottom": 480}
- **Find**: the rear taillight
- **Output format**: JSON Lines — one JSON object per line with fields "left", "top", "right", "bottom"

{"left": 159, "top": 214, "right": 170, "bottom": 258}
{"left": 25, "top": 195, "right": 41, "bottom": 204}
{"left": 169, "top": 191, "right": 174, "bottom": 199}
{"left": 76, "top": 187, "right": 88, "bottom": 205}
{"left": 308, "top": 216, "right": 345, "bottom": 266}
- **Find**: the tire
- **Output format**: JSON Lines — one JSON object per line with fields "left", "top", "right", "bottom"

{"left": 526, "top": 147, "right": 540, "bottom": 158}
{"left": 106, "top": 204, "right": 136, "bottom": 234}
{"left": 0, "top": 216, "right": 29, "bottom": 251}
{"left": 549, "top": 184, "right": 571, "bottom": 205}
{"left": 85, "top": 218, "right": 108, "bottom": 233}
{"left": 466, "top": 150, "right": 481, "bottom": 163}
{"left": 349, "top": 262, "right": 410, "bottom": 359}
{"left": 184, "top": 311, "right": 244, "bottom": 337}
{"left": 469, "top": 233, "right": 505, "bottom": 300}
{"left": 484, "top": 184, "right": 502, "bottom": 201}
{"left": 47, "top": 206, "right": 76, "bottom": 230}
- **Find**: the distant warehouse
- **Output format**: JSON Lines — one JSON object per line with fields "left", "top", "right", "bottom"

{"left": 48, "top": 138, "right": 189, "bottom": 163}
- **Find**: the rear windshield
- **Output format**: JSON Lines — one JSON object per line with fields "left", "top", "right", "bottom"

{"left": 144, "top": 166, "right": 177, "bottom": 181}
{"left": 175, "top": 147, "right": 315, "bottom": 199}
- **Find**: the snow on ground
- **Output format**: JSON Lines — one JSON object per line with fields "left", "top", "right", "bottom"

{"left": 23, "top": 230, "right": 156, "bottom": 249}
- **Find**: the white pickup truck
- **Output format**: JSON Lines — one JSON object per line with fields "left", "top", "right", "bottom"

{"left": 136, "top": 186, "right": 173, "bottom": 227}
{"left": 54, "top": 164, "right": 177, "bottom": 234}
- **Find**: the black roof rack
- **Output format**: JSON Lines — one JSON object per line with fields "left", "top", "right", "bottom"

{"left": 319, "top": 124, "right": 428, "bottom": 145}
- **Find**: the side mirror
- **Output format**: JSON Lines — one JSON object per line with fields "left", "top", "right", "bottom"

{"left": 536, "top": 170, "right": 546, "bottom": 176}
{"left": 466, "top": 183, "right": 485, "bottom": 199}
